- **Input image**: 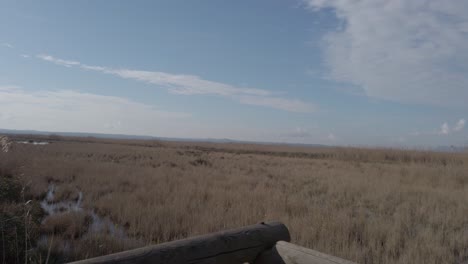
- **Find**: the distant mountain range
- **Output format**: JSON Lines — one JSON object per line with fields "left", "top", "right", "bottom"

{"left": 0, "top": 128, "right": 327, "bottom": 147}
{"left": 1, "top": 128, "right": 466, "bottom": 152}
{"left": 0, "top": 128, "right": 231, "bottom": 142}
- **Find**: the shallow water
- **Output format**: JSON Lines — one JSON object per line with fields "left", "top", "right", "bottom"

{"left": 40, "top": 184, "right": 83, "bottom": 215}
{"left": 18, "top": 141, "right": 49, "bottom": 145}
{"left": 40, "top": 184, "right": 128, "bottom": 239}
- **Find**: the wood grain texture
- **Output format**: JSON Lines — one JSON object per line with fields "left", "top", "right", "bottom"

{"left": 69, "top": 221, "right": 290, "bottom": 264}
{"left": 255, "top": 241, "right": 357, "bottom": 264}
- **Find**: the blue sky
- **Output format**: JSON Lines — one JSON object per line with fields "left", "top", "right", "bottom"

{"left": 0, "top": 0, "right": 467, "bottom": 147}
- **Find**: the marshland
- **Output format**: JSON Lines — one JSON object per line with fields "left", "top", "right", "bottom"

{"left": 1, "top": 135, "right": 467, "bottom": 263}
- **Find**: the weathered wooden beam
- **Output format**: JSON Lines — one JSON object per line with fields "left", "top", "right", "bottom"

{"left": 254, "top": 241, "right": 357, "bottom": 264}
{"left": 69, "top": 221, "right": 290, "bottom": 264}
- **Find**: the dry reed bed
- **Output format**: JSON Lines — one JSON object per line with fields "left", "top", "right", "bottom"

{"left": 3, "top": 137, "right": 468, "bottom": 263}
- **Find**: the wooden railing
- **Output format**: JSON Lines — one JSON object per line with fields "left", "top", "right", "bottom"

{"left": 70, "top": 221, "right": 355, "bottom": 264}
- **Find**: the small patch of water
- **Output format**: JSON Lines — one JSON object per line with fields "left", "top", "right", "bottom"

{"left": 40, "top": 185, "right": 82, "bottom": 215}
{"left": 17, "top": 141, "right": 49, "bottom": 145}
{"left": 40, "top": 184, "right": 129, "bottom": 240}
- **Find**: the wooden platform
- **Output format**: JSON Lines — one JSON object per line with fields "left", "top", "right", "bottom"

{"left": 69, "top": 221, "right": 356, "bottom": 264}
{"left": 256, "top": 241, "right": 356, "bottom": 264}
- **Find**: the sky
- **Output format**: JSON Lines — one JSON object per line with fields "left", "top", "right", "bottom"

{"left": 0, "top": 0, "right": 467, "bottom": 147}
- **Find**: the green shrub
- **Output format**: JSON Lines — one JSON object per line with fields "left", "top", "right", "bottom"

{"left": 0, "top": 167, "right": 44, "bottom": 264}
{"left": 0, "top": 169, "right": 22, "bottom": 202}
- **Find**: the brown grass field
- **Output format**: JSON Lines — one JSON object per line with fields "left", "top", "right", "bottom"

{"left": 1, "top": 135, "right": 468, "bottom": 263}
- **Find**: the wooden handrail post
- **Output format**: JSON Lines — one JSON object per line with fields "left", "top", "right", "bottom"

{"left": 70, "top": 221, "right": 290, "bottom": 264}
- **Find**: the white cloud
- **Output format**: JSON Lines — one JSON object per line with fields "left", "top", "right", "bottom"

{"left": 439, "top": 119, "right": 465, "bottom": 135}
{"left": 1, "top": 43, "right": 13, "bottom": 48}
{"left": 20, "top": 54, "right": 30, "bottom": 58}
{"left": 0, "top": 86, "right": 190, "bottom": 136}
{"left": 411, "top": 118, "right": 465, "bottom": 136}
{"left": 439, "top": 122, "right": 450, "bottom": 135}
{"left": 454, "top": 119, "right": 466, "bottom": 132}
{"left": 104, "top": 68, "right": 271, "bottom": 97}
{"left": 0, "top": 85, "right": 22, "bottom": 92}
{"left": 37, "top": 54, "right": 316, "bottom": 113}
{"left": 36, "top": 54, "right": 80, "bottom": 67}
{"left": 305, "top": 0, "right": 468, "bottom": 106}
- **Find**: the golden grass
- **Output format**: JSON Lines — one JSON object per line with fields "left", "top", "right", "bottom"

{"left": 2, "top": 135, "right": 468, "bottom": 263}
{"left": 41, "top": 212, "right": 92, "bottom": 239}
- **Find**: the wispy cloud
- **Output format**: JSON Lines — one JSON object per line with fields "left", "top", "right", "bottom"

{"left": 0, "top": 85, "right": 22, "bottom": 92}
{"left": 88, "top": 67, "right": 271, "bottom": 97}
{"left": 37, "top": 54, "right": 316, "bottom": 113}
{"left": 439, "top": 122, "right": 450, "bottom": 135}
{"left": 36, "top": 54, "right": 80, "bottom": 67}
{"left": 453, "top": 119, "right": 466, "bottom": 132}
{"left": 1, "top": 43, "right": 13, "bottom": 48}
{"left": 0, "top": 85, "right": 190, "bottom": 135}
{"left": 305, "top": 0, "right": 468, "bottom": 107}
{"left": 20, "top": 54, "right": 30, "bottom": 58}
{"left": 327, "top": 133, "right": 336, "bottom": 141}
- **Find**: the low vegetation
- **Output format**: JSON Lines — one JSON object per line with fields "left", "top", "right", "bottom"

{"left": 0, "top": 143, "right": 44, "bottom": 264}
{"left": 1, "top": 135, "right": 468, "bottom": 263}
